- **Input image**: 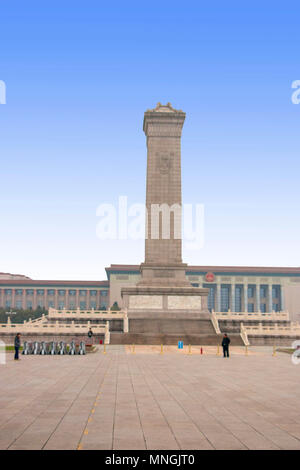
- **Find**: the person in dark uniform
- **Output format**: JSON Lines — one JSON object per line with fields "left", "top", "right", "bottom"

{"left": 88, "top": 328, "right": 94, "bottom": 345}
{"left": 222, "top": 334, "right": 230, "bottom": 358}
{"left": 14, "top": 333, "right": 21, "bottom": 360}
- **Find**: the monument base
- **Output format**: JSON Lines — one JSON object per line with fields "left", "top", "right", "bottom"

{"left": 121, "top": 285, "right": 210, "bottom": 319}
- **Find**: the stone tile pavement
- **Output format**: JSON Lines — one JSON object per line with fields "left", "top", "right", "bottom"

{"left": 0, "top": 346, "right": 300, "bottom": 450}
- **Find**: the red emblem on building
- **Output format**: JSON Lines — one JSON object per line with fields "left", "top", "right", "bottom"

{"left": 205, "top": 272, "right": 215, "bottom": 282}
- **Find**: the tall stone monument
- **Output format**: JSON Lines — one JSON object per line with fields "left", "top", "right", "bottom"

{"left": 122, "top": 103, "right": 209, "bottom": 319}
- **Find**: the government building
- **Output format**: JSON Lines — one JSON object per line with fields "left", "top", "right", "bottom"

{"left": 1, "top": 264, "right": 300, "bottom": 321}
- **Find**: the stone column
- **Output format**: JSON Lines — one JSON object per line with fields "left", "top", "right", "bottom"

{"left": 216, "top": 284, "right": 221, "bottom": 312}
{"left": 231, "top": 284, "right": 235, "bottom": 312}
{"left": 11, "top": 289, "right": 15, "bottom": 308}
{"left": 268, "top": 284, "right": 273, "bottom": 312}
{"left": 33, "top": 289, "right": 37, "bottom": 310}
{"left": 244, "top": 284, "right": 248, "bottom": 312}
{"left": 54, "top": 289, "right": 58, "bottom": 309}
{"left": 256, "top": 283, "right": 260, "bottom": 312}
{"left": 280, "top": 285, "right": 285, "bottom": 311}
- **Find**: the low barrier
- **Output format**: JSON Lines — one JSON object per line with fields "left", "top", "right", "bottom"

{"left": 22, "top": 340, "right": 87, "bottom": 355}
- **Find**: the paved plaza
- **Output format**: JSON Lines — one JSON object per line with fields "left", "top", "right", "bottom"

{"left": 1, "top": 346, "right": 300, "bottom": 450}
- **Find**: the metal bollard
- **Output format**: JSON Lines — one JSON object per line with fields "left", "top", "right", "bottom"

{"left": 40, "top": 341, "right": 47, "bottom": 355}
{"left": 272, "top": 345, "right": 276, "bottom": 357}
{"left": 217, "top": 344, "right": 220, "bottom": 356}
{"left": 245, "top": 345, "right": 248, "bottom": 356}
{"left": 78, "top": 341, "right": 86, "bottom": 355}
{"left": 160, "top": 344, "right": 163, "bottom": 355}
{"left": 188, "top": 344, "right": 192, "bottom": 355}
{"left": 69, "top": 341, "right": 76, "bottom": 355}
{"left": 33, "top": 341, "right": 40, "bottom": 355}
{"left": 22, "top": 341, "right": 29, "bottom": 355}
{"left": 132, "top": 344, "right": 135, "bottom": 354}
{"left": 103, "top": 343, "right": 106, "bottom": 354}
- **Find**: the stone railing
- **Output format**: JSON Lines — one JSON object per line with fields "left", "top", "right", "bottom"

{"left": 0, "top": 320, "right": 110, "bottom": 343}
{"left": 213, "top": 310, "right": 289, "bottom": 322}
{"left": 48, "top": 308, "right": 128, "bottom": 333}
{"left": 240, "top": 323, "right": 250, "bottom": 346}
{"left": 211, "top": 311, "right": 221, "bottom": 334}
{"left": 243, "top": 321, "right": 300, "bottom": 337}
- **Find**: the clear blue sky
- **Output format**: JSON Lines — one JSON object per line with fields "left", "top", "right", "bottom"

{"left": 0, "top": 1, "right": 299, "bottom": 280}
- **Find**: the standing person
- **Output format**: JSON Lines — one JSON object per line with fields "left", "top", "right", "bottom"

{"left": 88, "top": 328, "right": 94, "bottom": 345}
{"left": 222, "top": 334, "right": 230, "bottom": 358}
{"left": 14, "top": 333, "right": 21, "bottom": 361}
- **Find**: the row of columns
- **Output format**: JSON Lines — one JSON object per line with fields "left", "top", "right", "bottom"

{"left": 0, "top": 288, "right": 109, "bottom": 310}
{"left": 213, "top": 283, "right": 283, "bottom": 313}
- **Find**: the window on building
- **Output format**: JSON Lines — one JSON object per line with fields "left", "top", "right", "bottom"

{"left": 272, "top": 286, "right": 280, "bottom": 299}
{"left": 90, "top": 290, "right": 97, "bottom": 297}
{"left": 4, "top": 289, "right": 12, "bottom": 295}
{"left": 220, "top": 285, "right": 230, "bottom": 312}
{"left": 37, "top": 289, "right": 44, "bottom": 295}
{"left": 16, "top": 300, "right": 22, "bottom": 309}
{"left": 69, "top": 290, "right": 76, "bottom": 296}
{"left": 37, "top": 301, "right": 44, "bottom": 308}
{"left": 247, "top": 286, "right": 255, "bottom": 298}
{"left": 27, "top": 301, "right": 32, "bottom": 309}
{"left": 260, "top": 303, "right": 266, "bottom": 313}
{"left": 272, "top": 303, "right": 279, "bottom": 312}
{"left": 248, "top": 303, "right": 254, "bottom": 313}
{"left": 69, "top": 302, "right": 76, "bottom": 309}
{"left": 80, "top": 301, "right": 86, "bottom": 309}
{"left": 48, "top": 301, "right": 54, "bottom": 308}
{"left": 79, "top": 290, "right": 86, "bottom": 297}
{"left": 5, "top": 300, "right": 11, "bottom": 308}
{"left": 203, "top": 284, "right": 215, "bottom": 311}
{"left": 235, "top": 286, "right": 243, "bottom": 312}
{"left": 101, "top": 291, "right": 108, "bottom": 297}
{"left": 47, "top": 289, "right": 55, "bottom": 296}
{"left": 90, "top": 301, "right": 97, "bottom": 309}
{"left": 58, "top": 290, "right": 65, "bottom": 296}
{"left": 15, "top": 289, "right": 23, "bottom": 296}
{"left": 58, "top": 301, "right": 64, "bottom": 309}
{"left": 26, "top": 290, "right": 34, "bottom": 296}
{"left": 260, "top": 286, "right": 267, "bottom": 298}
{"left": 100, "top": 302, "right": 108, "bottom": 309}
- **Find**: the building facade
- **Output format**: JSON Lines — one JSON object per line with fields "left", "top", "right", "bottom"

{"left": 0, "top": 277, "right": 109, "bottom": 311}
{"left": 107, "top": 265, "right": 300, "bottom": 321}
{"left": 1, "top": 266, "right": 300, "bottom": 321}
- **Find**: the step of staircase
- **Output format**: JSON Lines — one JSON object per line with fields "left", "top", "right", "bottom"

{"left": 110, "top": 332, "right": 244, "bottom": 346}
{"left": 129, "top": 318, "right": 215, "bottom": 335}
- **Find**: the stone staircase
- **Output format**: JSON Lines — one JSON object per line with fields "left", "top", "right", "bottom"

{"left": 110, "top": 318, "right": 244, "bottom": 345}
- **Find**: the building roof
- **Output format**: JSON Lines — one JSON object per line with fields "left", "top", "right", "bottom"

{"left": 0, "top": 279, "right": 109, "bottom": 287}
{"left": 105, "top": 264, "right": 300, "bottom": 278}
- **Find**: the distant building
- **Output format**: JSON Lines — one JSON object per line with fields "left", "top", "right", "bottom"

{"left": 107, "top": 265, "right": 300, "bottom": 322}
{"left": 1, "top": 265, "right": 299, "bottom": 321}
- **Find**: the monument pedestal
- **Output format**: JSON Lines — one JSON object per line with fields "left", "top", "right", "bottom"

{"left": 122, "top": 284, "right": 210, "bottom": 320}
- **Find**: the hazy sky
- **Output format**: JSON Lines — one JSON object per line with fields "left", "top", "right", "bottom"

{"left": 0, "top": 1, "right": 299, "bottom": 280}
